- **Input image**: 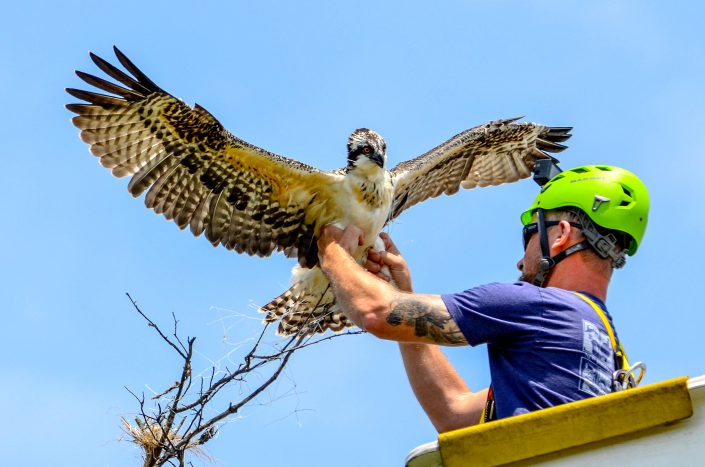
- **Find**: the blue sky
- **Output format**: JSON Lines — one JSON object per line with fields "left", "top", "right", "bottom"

{"left": 2, "top": 1, "right": 704, "bottom": 465}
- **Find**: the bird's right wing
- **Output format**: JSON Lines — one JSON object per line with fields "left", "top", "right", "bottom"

{"left": 388, "top": 118, "right": 571, "bottom": 220}
{"left": 67, "top": 47, "right": 343, "bottom": 267}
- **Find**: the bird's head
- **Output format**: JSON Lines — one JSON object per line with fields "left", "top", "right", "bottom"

{"left": 347, "top": 128, "right": 387, "bottom": 170}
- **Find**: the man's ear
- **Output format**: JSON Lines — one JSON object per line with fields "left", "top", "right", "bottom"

{"left": 551, "top": 220, "right": 576, "bottom": 250}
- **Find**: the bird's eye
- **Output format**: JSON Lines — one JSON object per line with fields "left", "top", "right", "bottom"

{"left": 362, "top": 146, "right": 372, "bottom": 154}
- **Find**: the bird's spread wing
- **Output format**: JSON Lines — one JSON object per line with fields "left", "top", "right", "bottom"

{"left": 67, "top": 47, "right": 342, "bottom": 267}
{"left": 388, "top": 118, "right": 571, "bottom": 220}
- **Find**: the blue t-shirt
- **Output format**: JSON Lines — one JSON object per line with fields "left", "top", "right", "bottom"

{"left": 441, "top": 282, "right": 618, "bottom": 419}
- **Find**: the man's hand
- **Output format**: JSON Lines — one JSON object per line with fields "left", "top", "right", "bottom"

{"left": 365, "top": 233, "right": 413, "bottom": 292}
{"left": 317, "top": 224, "right": 364, "bottom": 260}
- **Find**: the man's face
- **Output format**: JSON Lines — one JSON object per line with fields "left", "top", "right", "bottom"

{"left": 518, "top": 216, "right": 585, "bottom": 283}
{"left": 517, "top": 218, "right": 565, "bottom": 283}
{"left": 517, "top": 225, "right": 542, "bottom": 283}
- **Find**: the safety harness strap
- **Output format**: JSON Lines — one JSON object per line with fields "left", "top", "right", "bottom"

{"left": 573, "top": 292, "right": 627, "bottom": 369}
{"left": 574, "top": 292, "right": 645, "bottom": 391}
{"left": 480, "top": 386, "right": 496, "bottom": 424}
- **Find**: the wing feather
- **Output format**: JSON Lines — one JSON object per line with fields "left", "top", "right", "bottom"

{"left": 94, "top": 131, "right": 160, "bottom": 167}
{"left": 67, "top": 47, "right": 342, "bottom": 266}
{"left": 190, "top": 191, "right": 214, "bottom": 236}
{"left": 110, "top": 138, "right": 165, "bottom": 177}
{"left": 164, "top": 168, "right": 192, "bottom": 221}
{"left": 74, "top": 70, "right": 144, "bottom": 101}
{"left": 126, "top": 148, "right": 172, "bottom": 195}
{"left": 389, "top": 118, "right": 571, "bottom": 219}
{"left": 206, "top": 189, "right": 232, "bottom": 246}
{"left": 89, "top": 51, "right": 153, "bottom": 95}
{"left": 82, "top": 124, "right": 151, "bottom": 146}
{"left": 148, "top": 163, "right": 185, "bottom": 215}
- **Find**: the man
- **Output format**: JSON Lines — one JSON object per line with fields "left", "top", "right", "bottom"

{"left": 316, "top": 165, "right": 649, "bottom": 432}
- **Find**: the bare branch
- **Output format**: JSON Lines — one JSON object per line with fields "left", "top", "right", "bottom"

{"left": 123, "top": 294, "right": 357, "bottom": 464}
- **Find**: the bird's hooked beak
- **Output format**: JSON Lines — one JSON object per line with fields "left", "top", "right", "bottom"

{"left": 369, "top": 152, "right": 385, "bottom": 168}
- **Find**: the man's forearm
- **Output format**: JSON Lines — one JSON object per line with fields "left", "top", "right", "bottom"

{"left": 317, "top": 224, "right": 469, "bottom": 344}
{"left": 319, "top": 240, "right": 393, "bottom": 330}
{"left": 399, "top": 343, "right": 488, "bottom": 432}
{"left": 320, "top": 243, "right": 465, "bottom": 343}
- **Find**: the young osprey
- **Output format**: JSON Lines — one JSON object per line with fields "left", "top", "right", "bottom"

{"left": 67, "top": 47, "right": 571, "bottom": 336}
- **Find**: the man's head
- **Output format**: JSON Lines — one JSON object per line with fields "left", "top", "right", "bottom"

{"left": 518, "top": 210, "right": 586, "bottom": 283}
{"left": 518, "top": 165, "right": 649, "bottom": 286}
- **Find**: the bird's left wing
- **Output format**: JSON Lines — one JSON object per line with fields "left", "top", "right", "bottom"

{"left": 388, "top": 118, "right": 571, "bottom": 220}
{"left": 66, "top": 47, "right": 343, "bottom": 267}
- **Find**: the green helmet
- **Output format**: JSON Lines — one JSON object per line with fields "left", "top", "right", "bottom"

{"left": 520, "top": 165, "right": 649, "bottom": 255}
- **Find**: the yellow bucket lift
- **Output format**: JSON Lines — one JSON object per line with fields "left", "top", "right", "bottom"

{"left": 406, "top": 375, "right": 705, "bottom": 467}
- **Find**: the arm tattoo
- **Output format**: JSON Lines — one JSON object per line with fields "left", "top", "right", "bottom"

{"left": 387, "top": 295, "right": 467, "bottom": 345}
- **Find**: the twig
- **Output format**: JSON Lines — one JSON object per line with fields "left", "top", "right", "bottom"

{"left": 126, "top": 293, "right": 187, "bottom": 360}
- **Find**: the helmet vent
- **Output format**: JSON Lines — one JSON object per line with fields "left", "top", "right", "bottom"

{"left": 570, "top": 167, "right": 589, "bottom": 173}
{"left": 619, "top": 185, "right": 634, "bottom": 207}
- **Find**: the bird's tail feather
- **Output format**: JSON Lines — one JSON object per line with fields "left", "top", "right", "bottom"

{"left": 259, "top": 274, "right": 351, "bottom": 336}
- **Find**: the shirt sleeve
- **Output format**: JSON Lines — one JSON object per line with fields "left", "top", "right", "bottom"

{"left": 441, "top": 282, "right": 542, "bottom": 346}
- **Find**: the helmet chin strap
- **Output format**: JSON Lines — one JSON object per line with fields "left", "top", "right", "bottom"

{"left": 533, "top": 208, "right": 553, "bottom": 287}
{"left": 532, "top": 209, "right": 592, "bottom": 287}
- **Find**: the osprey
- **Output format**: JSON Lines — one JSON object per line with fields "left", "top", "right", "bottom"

{"left": 67, "top": 47, "right": 571, "bottom": 336}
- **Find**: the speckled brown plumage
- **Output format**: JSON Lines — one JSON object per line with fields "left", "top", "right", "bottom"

{"left": 389, "top": 118, "right": 571, "bottom": 220}
{"left": 67, "top": 47, "right": 337, "bottom": 269}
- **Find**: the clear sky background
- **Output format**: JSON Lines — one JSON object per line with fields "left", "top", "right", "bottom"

{"left": 2, "top": 1, "right": 704, "bottom": 466}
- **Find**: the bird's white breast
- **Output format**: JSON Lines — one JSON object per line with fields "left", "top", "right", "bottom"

{"left": 288, "top": 169, "right": 393, "bottom": 297}
{"left": 337, "top": 169, "right": 394, "bottom": 254}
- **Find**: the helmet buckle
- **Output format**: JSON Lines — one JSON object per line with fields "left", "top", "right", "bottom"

{"left": 592, "top": 195, "right": 610, "bottom": 211}
{"left": 540, "top": 257, "right": 554, "bottom": 271}
{"left": 594, "top": 237, "right": 612, "bottom": 257}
